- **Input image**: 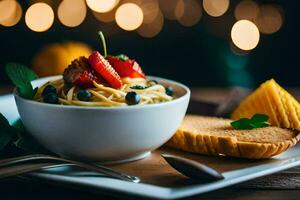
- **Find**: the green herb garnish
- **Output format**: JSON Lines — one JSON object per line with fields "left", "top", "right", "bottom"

{"left": 5, "top": 63, "right": 38, "bottom": 99}
{"left": 0, "top": 114, "right": 50, "bottom": 154}
{"left": 117, "top": 54, "right": 128, "bottom": 61}
{"left": 130, "top": 85, "right": 147, "bottom": 90}
{"left": 0, "top": 114, "right": 18, "bottom": 151}
{"left": 231, "top": 114, "right": 271, "bottom": 130}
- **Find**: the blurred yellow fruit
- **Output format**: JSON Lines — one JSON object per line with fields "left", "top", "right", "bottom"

{"left": 32, "top": 42, "right": 93, "bottom": 77}
{"left": 232, "top": 79, "right": 300, "bottom": 130}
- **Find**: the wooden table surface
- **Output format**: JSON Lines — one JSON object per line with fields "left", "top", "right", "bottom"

{"left": 1, "top": 86, "right": 300, "bottom": 200}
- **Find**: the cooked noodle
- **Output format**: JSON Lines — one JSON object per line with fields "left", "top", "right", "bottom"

{"left": 34, "top": 78, "right": 173, "bottom": 107}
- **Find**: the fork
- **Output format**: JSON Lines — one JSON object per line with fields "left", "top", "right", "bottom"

{"left": 0, "top": 154, "right": 140, "bottom": 183}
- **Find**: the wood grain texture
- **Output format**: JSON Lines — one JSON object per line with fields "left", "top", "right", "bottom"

{"left": 0, "top": 86, "right": 12, "bottom": 95}
{"left": 235, "top": 167, "right": 300, "bottom": 189}
{"left": 189, "top": 189, "right": 300, "bottom": 200}
{"left": 2, "top": 177, "right": 300, "bottom": 200}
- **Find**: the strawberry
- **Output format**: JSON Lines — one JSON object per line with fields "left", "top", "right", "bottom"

{"left": 107, "top": 54, "right": 145, "bottom": 78}
{"left": 63, "top": 56, "right": 106, "bottom": 88}
{"left": 88, "top": 51, "right": 123, "bottom": 89}
{"left": 73, "top": 70, "right": 105, "bottom": 88}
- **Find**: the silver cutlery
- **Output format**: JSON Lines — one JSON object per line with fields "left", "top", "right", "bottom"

{"left": 161, "top": 153, "right": 224, "bottom": 182}
{"left": 0, "top": 154, "right": 140, "bottom": 183}
{"left": 0, "top": 153, "right": 224, "bottom": 183}
{"left": 0, "top": 162, "right": 67, "bottom": 178}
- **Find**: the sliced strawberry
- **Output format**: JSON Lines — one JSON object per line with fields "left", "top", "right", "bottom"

{"left": 63, "top": 56, "right": 106, "bottom": 88}
{"left": 88, "top": 51, "right": 123, "bottom": 89}
{"left": 107, "top": 55, "right": 145, "bottom": 78}
{"left": 73, "top": 70, "right": 106, "bottom": 88}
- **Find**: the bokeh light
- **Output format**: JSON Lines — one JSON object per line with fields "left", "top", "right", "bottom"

{"left": 86, "top": 0, "right": 119, "bottom": 13}
{"left": 58, "top": 0, "right": 87, "bottom": 27}
{"left": 0, "top": 0, "right": 22, "bottom": 27}
{"left": 203, "top": 0, "right": 230, "bottom": 17}
{"left": 231, "top": 20, "right": 260, "bottom": 51}
{"left": 139, "top": 0, "right": 159, "bottom": 24}
{"left": 234, "top": 0, "right": 259, "bottom": 21}
{"left": 159, "top": 0, "right": 179, "bottom": 20}
{"left": 29, "top": 0, "right": 53, "bottom": 5}
{"left": 25, "top": 3, "right": 54, "bottom": 32}
{"left": 137, "top": 10, "right": 164, "bottom": 38}
{"left": 92, "top": 9, "right": 116, "bottom": 23}
{"left": 175, "top": 0, "right": 202, "bottom": 27}
{"left": 255, "top": 5, "right": 283, "bottom": 34}
{"left": 230, "top": 42, "right": 250, "bottom": 56}
{"left": 115, "top": 3, "right": 143, "bottom": 31}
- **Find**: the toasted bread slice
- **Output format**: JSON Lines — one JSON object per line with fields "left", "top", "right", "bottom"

{"left": 166, "top": 115, "right": 300, "bottom": 159}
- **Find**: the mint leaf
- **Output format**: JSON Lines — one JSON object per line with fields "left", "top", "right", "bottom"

{"left": 0, "top": 114, "right": 18, "bottom": 150}
{"left": 130, "top": 85, "right": 147, "bottom": 90}
{"left": 251, "top": 122, "right": 270, "bottom": 129}
{"left": 14, "top": 134, "right": 49, "bottom": 154}
{"left": 231, "top": 118, "right": 254, "bottom": 130}
{"left": 251, "top": 114, "right": 269, "bottom": 123}
{"left": 231, "top": 114, "right": 271, "bottom": 130}
{"left": 11, "top": 118, "right": 50, "bottom": 154}
{"left": 0, "top": 115, "right": 50, "bottom": 155}
{"left": 5, "top": 63, "right": 38, "bottom": 99}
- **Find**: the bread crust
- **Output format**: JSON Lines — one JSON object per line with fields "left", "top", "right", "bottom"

{"left": 166, "top": 115, "right": 300, "bottom": 159}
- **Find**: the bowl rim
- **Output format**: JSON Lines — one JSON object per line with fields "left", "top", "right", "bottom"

{"left": 14, "top": 75, "right": 191, "bottom": 110}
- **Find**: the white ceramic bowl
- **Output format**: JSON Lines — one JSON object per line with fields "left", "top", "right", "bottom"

{"left": 14, "top": 76, "right": 190, "bottom": 163}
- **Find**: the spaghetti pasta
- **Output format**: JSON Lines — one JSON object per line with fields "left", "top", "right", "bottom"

{"left": 34, "top": 77, "right": 173, "bottom": 107}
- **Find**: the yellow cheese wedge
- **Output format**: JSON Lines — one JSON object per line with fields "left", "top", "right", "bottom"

{"left": 232, "top": 79, "right": 300, "bottom": 130}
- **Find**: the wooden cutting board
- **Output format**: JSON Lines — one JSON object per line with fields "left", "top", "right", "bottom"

{"left": 109, "top": 147, "right": 272, "bottom": 187}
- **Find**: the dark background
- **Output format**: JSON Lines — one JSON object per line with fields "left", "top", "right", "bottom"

{"left": 0, "top": 0, "right": 299, "bottom": 88}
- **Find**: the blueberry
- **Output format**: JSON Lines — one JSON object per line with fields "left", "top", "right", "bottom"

{"left": 125, "top": 92, "right": 141, "bottom": 105}
{"left": 77, "top": 89, "right": 92, "bottom": 101}
{"left": 165, "top": 86, "right": 173, "bottom": 96}
{"left": 42, "top": 85, "right": 57, "bottom": 97}
{"left": 43, "top": 93, "right": 58, "bottom": 104}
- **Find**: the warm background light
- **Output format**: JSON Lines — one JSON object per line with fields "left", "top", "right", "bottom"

{"left": 86, "top": 0, "right": 119, "bottom": 13}
{"left": 203, "top": 0, "right": 230, "bottom": 17}
{"left": 120, "top": 0, "right": 159, "bottom": 24}
{"left": 0, "top": 0, "right": 22, "bottom": 27}
{"left": 255, "top": 5, "right": 283, "bottom": 34}
{"left": 231, "top": 20, "right": 260, "bottom": 51}
{"left": 139, "top": 0, "right": 159, "bottom": 24}
{"left": 137, "top": 10, "right": 163, "bottom": 38}
{"left": 175, "top": 0, "right": 202, "bottom": 27}
{"left": 159, "top": 0, "right": 179, "bottom": 20}
{"left": 234, "top": 0, "right": 259, "bottom": 21}
{"left": 58, "top": 0, "right": 86, "bottom": 27}
{"left": 115, "top": 3, "right": 143, "bottom": 31}
{"left": 32, "top": 41, "right": 92, "bottom": 77}
{"left": 92, "top": 9, "right": 116, "bottom": 23}
{"left": 25, "top": 3, "right": 54, "bottom": 32}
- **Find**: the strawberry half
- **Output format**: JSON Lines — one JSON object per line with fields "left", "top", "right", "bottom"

{"left": 73, "top": 70, "right": 106, "bottom": 88}
{"left": 88, "top": 51, "right": 123, "bottom": 89}
{"left": 63, "top": 56, "right": 106, "bottom": 88}
{"left": 107, "top": 54, "right": 145, "bottom": 78}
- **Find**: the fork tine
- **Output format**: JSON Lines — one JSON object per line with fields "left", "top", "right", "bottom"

{"left": 0, "top": 155, "right": 140, "bottom": 183}
{"left": 0, "top": 154, "right": 49, "bottom": 167}
{"left": 0, "top": 162, "right": 65, "bottom": 179}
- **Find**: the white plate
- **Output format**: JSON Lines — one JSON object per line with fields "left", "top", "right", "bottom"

{"left": 1, "top": 94, "right": 300, "bottom": 199}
